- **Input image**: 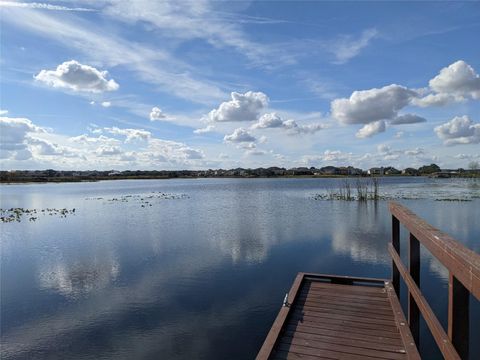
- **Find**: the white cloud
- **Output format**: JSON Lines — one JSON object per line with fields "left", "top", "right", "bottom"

{"left": 95, "top": 145, "right": 123, "bottom": 157}
{"left": 149, "top": 107, "right": 167, "bottom": 121}
{"left": 101, "top": 101, "right": 111, "bottom": 108}
{"left": 194, "top": 125, "right": 215, "bottom": 134}
{"left": 207, "top": 91, "right": 268, "bottom": 122}
{"left": 429, "top": 60, "right": 480, "bottom": 100}
{"left": 331, "top": 84, "right": 416, "bottom": 125}
{"left": 377, "top": 144, "right": 391, "bottom": 154}
{"left": 0, "top": 116, "right": 45, "bottom": 160}
{"left": 251, "top": 112, "right": 326, "bottom": 135}
{"left": 390, "top": 113, "right": 427, "bottom": 125}
{"left": 101, "top": 0, "right": 290, "bottom": 68}
{"left": 103, "top": 127, "right": 151, "bottom": 143}
{"left": 329, "top": 28, "right": 378, "bottom": 64}
{"left": 0, "top": 1, "right": 94, "bottom": 12}
{"left": 245, "top": 149, "right": 266, "bottom": 156}
{"left": 413, "top": 60, "right": 480, "bottom": 106}
{"left": 411, "top": 93, "right": 454, "bottom": 107}
{"left": 69, "top": 134, "right": 120, "bottom": 147}
{"left": 356, "top": 120, "right": 386, "bottom": 138}
{"left": 434, "top": 115, "right": 480, "bottom": 146}
{"left": 29, "top": 137, "right": 79, "bottom": 157}
{"left": 224, "top": 128, "right": 256, "bottom": 143}
{"left": 0, "top": 110, "right": 8, "bottom": 115}
{"left": 251, "top": 113, "right": 284, "bottom": 129}
{"left": 404, "top": 147, "right": 425, "bottom": 156}
{"left": 3, "top": 8, "right": 225, "bottom": 104}
{"left": 35, "top": 60, "right": 119, "bottom": 93}
{"left": 283, "top": 119, "right": 326, "bottom": 135}
{"left": 146, "top": 139, "right": 205, "bottom": 162}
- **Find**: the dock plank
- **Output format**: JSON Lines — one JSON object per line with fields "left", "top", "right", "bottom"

{"left": 257, "top": 273, "right": 421, "bottom": 360}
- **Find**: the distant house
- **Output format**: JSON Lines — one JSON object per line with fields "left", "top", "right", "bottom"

{"left": 384, "top": 167, "right": 401, "bottom": 175}
{"left": 347, "top": 166, "right": 363, "bottom": 176}
{"left": 368, "top": 167, "right": 384, "bottom": 176}
{"left": 108, "top": 171, "right": 121, "bottom": 176}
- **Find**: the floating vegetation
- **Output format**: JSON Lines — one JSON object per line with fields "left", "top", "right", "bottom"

{"left": 0, "top": 208, "right": 76, "bottom": 223}
{"left": 312, "top": 177, "right": 478, "bottom": 202}
{"left": 434, "top": 198, "right": 472, "bottom": 202}
{"left": 86, "top": 192, "right": 189, "bottom": 207}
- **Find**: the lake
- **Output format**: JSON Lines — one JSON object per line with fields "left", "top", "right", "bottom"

{"left": 1, "top": 177, "right": 479, "bottom": 359}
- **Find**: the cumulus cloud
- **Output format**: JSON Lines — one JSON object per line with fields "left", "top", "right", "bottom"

{"left": 356, "top": 120, "right": 386, "bottom": 138}
{"left": 390, "top": 113, "right": 427, "bottom": 125}
{"left": 0, "top": 116, "right": 45, "bottom": 160}
{"left": 411, "top": 93, "right": 454, "bottom": 107}
{"left": 224, "top": 128, "right": 256, "bottom": 143}
{"left": 103, "top": 127, "right": 151, "bottom": 142}
{"left": 283, "top": 120, "right": 326, "bottom": 135}
{"left": 35, "top": 60, "right": 119, "bottom": 93}
{"left": 0, "top": 110, "right": 8, "bottom": 115}
{"left": 207, "top": 91, "right": 268, "bottom": 122}
{"left": 330, "top": 61, "right": 479, "bottom": 138}
{"left": 101, "top": 101, "right": 111, "bottom": 108}
{"left": 414, "top": 60, "right": 480, "bottom": 106}
{"left": 149, "top": 107, "right": 167, "bottom": 121}
{"left": 434, "top": 115, "right": 480, "bottom": 146}
{"left": 429, "top": 60, "right": 480, "bottom": 100}
{"left": 29, "top": 137, "right": 79, "bottom": 157}
{"left": 252, "top": 112, "right": 326, "bottom": 135}
{"left": 147, "top": 139, "right": 205, "bottom": 162}
{"left": 95, "top": 145, "right": 123, "bottom": 156}
{"left": 251, "top": 113, "right": 284, "bottom": 129}
{"left": 69, "top": 134, "right": 120, "bottom": 146}
{"left": 331, "top": 84, "right": 416, "bottom": 125}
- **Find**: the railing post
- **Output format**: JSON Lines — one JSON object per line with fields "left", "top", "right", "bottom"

{"left": 392, "top": 215, "right": 400, "bottom": 295}
{"left": 448, "top": 273, "right": 469, "bottom": 359}
{"left": 409, "top": 233, "right": 420, "bottom": 345}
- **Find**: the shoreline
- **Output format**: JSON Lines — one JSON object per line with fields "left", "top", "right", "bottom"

{"left": 1, "top": 174, "right": 478, "bottom": 185}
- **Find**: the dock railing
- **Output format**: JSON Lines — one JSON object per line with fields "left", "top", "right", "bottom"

{"left": 389, "top": 201, "right": 480, "bottom": 360}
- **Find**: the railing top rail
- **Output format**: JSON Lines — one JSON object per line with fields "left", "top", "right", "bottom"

{"left": 389, "top": 201, "right": 480, "bottom": 300}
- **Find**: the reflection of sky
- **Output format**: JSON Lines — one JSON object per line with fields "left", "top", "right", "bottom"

{"left": 1, "top": 178, "right": 479, "bottom": 359}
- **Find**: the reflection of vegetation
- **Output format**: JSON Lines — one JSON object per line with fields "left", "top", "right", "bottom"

{"left": 0, "top": 208, "right": 76, "bottom": 223}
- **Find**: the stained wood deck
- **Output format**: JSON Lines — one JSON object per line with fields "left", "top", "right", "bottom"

{"left": 257, "top": 273, "right": 420, "bottom": 360}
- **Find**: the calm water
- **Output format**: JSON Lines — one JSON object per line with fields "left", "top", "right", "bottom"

{"left": 1, "top": 177, "right": 479, "bottom": 359}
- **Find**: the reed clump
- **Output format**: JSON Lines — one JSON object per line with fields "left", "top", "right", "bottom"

{"left": 316, "top": 177, "right": 381, "bottom": 201}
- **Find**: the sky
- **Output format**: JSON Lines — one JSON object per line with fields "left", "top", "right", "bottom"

{"left": 0, "top": 0, "right": 479, "bottom": 171}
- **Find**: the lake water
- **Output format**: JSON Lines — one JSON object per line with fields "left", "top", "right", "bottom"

{"left": 1, "top": 177, "right": 479, "bottom": 359}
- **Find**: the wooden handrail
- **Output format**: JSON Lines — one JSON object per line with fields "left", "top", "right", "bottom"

{"left": 389, "top": 201, "right": 479, "bottom": 359}
{"left": 389, "top": 244, "right": 460, "bottom": 360}
{"left": 389, "top": 202, "right": 480, "bottom": 300}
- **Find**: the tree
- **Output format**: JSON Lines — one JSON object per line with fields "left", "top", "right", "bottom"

{"left": 418, "top": 163, "right": 440, "bottom": 175}
{"left": 468, "top": 161, "right": 479, "bottom": 170}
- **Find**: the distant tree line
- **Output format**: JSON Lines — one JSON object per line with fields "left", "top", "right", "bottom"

{"left": 1, "top": 163, "right": 478, "bottom": 183}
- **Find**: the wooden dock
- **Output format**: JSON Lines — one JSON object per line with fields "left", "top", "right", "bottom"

{"left": 257, "top": 202, "right": 480, "bottom": 360}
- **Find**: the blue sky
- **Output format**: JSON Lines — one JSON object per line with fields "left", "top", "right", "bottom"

{"left": 1, "top": 0, "right": 479, "bottom": 170}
